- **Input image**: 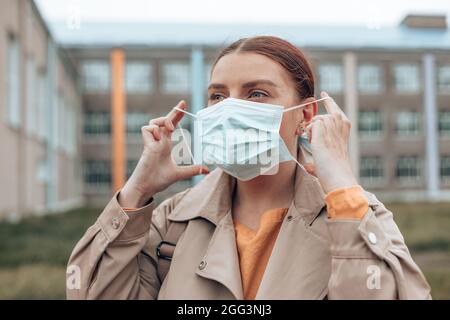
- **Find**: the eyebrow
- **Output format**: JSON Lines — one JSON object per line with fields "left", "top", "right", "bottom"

{"left": 207, "top": 79, "right": 279, "bottom": 91}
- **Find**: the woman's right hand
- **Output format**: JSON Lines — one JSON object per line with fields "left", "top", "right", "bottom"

{"left": 118, "top": 100, "right": 209, "bottom": 208}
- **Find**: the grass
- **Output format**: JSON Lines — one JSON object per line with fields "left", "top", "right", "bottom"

{"left": 0, "top": 207, "right": 98, "bottom": 300}
{"left": 0, "top": 203, "right": 449, "bottom": 299}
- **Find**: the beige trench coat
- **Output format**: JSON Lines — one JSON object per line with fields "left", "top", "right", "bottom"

{"left": 66, "top": 162, "right": 431, "bottom": 299}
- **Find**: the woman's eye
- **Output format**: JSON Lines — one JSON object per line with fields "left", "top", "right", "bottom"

{"left": 248, "top": 91, "right": 268, "bottom": 99}
{"left": 209, "top": 93, "right": 226, "bottom": 102}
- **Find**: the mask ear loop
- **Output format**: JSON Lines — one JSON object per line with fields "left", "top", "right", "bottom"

{"left": 174, "top": 107, "right": 198, "bottom": 165}
{"left": 283, "top": 96, "right": 331, "bottom": 113}
{"left": 280, "top": 96, "right": 331, "bottom": 168}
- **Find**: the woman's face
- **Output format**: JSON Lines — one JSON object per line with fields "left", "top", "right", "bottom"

{"left": 208, "top": 52, "right": 317, "bottom": 155}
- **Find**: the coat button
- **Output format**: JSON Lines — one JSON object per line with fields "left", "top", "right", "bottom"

{"left": 199, "top": 260, "right": 207, "bottom": 270}
{"left": 111, "top": 217, "right": 120, "bottom": 229}
{"left": 368, "top": 232, "right": 377, "bottom": 245}
{"left": 287, "top": 215, "right": 293, "bottom": 221}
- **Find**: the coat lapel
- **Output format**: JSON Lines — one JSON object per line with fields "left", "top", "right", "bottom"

{"left": 256, "top": 164, "right": 331, "bottom": 299}
{"left": 255, "top": 204, "right": 331, "bottom": 299}
{"left": 195, "top": 211, "right": 244, "bottom": 300}
{"left": 167, "top": 147, "right": 332, "bottom": 300}
{"left": 168, "top": 169, "right": 244, "bottom": 299}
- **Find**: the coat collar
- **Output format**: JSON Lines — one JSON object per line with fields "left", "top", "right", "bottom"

{"left": 166, "top": 147, "right": 334, "bottom": 300}
{"left": 167, "top": 147, "right": 327, "bottom": 226}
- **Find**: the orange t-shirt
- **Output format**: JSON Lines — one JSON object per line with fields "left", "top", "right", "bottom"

{"left": 233, "top": 185, "right": 368, "bottom": 299}
{"left": 234, "top": 208, "right": 288, "bottom": 300}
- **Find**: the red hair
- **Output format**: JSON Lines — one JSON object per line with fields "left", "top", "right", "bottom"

{"left": 212, "top": 36, "right": 315, "bottom": 101}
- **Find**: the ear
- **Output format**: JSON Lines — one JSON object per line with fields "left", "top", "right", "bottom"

{"left": 302, "top": 97, "right": 318, "bottom": 125}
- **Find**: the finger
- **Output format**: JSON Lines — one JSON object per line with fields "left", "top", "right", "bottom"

{"left": 149, "top": 101, "right": 187, "bottom": 129}
{"left": 310, "top": 118, "right": 326, "bottom": 145}
{"left": 310, "top": 114, "right": 330, "bottom": 126}
{"left": 168, "top": 100, "right": 188, "bottom": 127}
{"left": 149, "top": 117, "right": 167, "bottom": 126}
{"left": 149, "top": 116, "right": 175, "bottom": 132}
{"left": 164, "top": 117, "right": 175, "bottom": 132}
{"left": 143, "top": 124, "right": 161, "bottom": 141}
{"left": 333, "top": 112, "right": 345, "bottom": 133}
{"left": 141, "top": 125, "right": 156, "bottom": 142}
{"left": 323, "top": 116, "right": 337, "bottom": 142}
{"left": 320, "top": 91, "right": 347, "bottom": 119}
{"left": 176, "top": 164, "right": 209, "bottom": 180}
{"left": 307, "top": 115, "right": 326, "bottom": 143}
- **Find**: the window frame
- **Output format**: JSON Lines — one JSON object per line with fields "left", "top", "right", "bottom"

{"left": 358, "top": 109, "right": 384, "bottom": 139}
{"left": 125, "top": 61, "right": 153, "bottom": 93}
{"left": 82, "top": 60, "right": 111, "bottom": 93}
{"left": 360, "top": 155, "right": 385, "bottom": 186}
{"left": 396, "top": 155, "right": 422, "bottom": 183}
{"left": 83, "top": 111, "right": 111, "bottom": 139}
{"left": 83, "top": 160, "right": 112, "bottom": 190}
{"left": 357, "top": 64, "right": 383, "bottom": 94}
{"left": 437, "top": 64, "right": 450, "bottom": 94}
{"left": 161, "top": 61, "right": 191, "bottom": 94}
{"left": 395, "top": 109, "right": 422, "bottom": 138}
{"left": 6, "top": 34, "right": 21, "bottom": 128}
{"left": 393, "top": 63, "right": 420, "bottom": 94}
{"left": 318, "top": 63, "right": 344, "bottom": 94}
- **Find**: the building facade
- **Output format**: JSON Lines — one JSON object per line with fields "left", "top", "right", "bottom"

{"left": 58, "top": 16, "right": 450, "bottom": 205}
{"left": 2, "top": 0, "right": 450, "bottom": 219}
{"left": 0, "top": 0, "right": 83, "bottom": 220}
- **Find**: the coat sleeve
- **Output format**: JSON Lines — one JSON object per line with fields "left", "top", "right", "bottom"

{"left": 66, "top": 189, "right": 189, "bottom": 300}
{"left": 326, "top": 190, "right": 432, "bottom": 300}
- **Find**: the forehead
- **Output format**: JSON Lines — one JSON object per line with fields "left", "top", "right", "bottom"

{"left": 210, "top": 52, "right": 292, "bottom": 87}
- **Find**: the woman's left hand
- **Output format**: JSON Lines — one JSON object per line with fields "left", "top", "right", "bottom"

{"left": 307, "top": 92, "right": 358, "bottom": 194}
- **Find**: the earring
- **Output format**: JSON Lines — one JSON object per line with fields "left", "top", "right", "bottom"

{"left": 298, "top": 123, "right": 306, "bottom": 135}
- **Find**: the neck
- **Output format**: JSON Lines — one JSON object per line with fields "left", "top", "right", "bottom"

{"left": 233, "top": 161, "right": 297, "bottom": 215}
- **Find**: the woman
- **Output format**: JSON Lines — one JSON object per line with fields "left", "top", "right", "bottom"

{"left": 67, "top": 36, "right": 431, "bottom": 299}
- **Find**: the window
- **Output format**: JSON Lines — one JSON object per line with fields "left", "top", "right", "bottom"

{"left": 358, "top": 110, "right": 383, "bottom": 137}
{"left": 37, "top": 158, "right": 48, "bottom": 183}
{"left": 126, "top": 62, "right": 153, "bottom": 93}
{"left": 440, "top": 156, "right": 450, "bottom": 181}
{"left": 37, "top": 72, "right": 47, "bottom": 141}
{"left": 127, "top": 112, "right": 149, "bottom": 136}
{"left": 84, "top": 111, "right": 110, "bottom": 136}
{"left": 26, "top": 58, "right": 37, "bottom": 134}
{"left": 82, "top": 60, "right": 110, "bottom": 92}
{"left": 439, "top": 110, "right": 450, "bottom": 137}
{"left": 127, "top": 159, "right": 138, "bottom": 179}
{"left": 56, "top": 94, "right": 65, "bottom": 149}
{"left": 393, "top": 64, "right": 420, "bottom": 93}
{"left": 6, "top": 35, "right": 21, "bottom": 127}
{"left": 318, "top": 64, "right": 343, "bottom": 93}
{"left": 360, "top": 156, "right": 384, "bottom": 182}
{"left": 67, "top": 103, "right": 77, "bottom": 154}
{"left": 65, "top": 102, "right": 76, "bottom": 155}
{"left": 396, "top": 110, "right": 421, "bottom": 137}
{"left": 396, "top": 156, "right": 421, "bottom": 181}
{"left": 83, "top": 160, "right": 111, "bottom": 188}
{"left": 162, "top": 62, "right": 190, "bottom": 93}
{"left": 358, "top": 64, "right": 382, "bottom": 93}
{"left": 438, "top": 65, "right": 450, "bottom": 93}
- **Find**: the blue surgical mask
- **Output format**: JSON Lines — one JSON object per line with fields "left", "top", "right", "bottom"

{"left": 176, "top": 96, "right": 329, "bottom": 181}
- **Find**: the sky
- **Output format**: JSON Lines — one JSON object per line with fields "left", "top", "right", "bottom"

{"left": 35, "top": 0, "right": 450, "bottom": 28}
